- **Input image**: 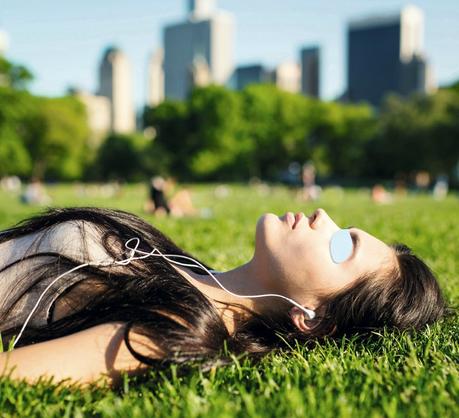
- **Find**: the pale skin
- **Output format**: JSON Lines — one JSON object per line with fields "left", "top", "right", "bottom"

{"left": 0, "top": 208, "right": 397, "bottom": 387}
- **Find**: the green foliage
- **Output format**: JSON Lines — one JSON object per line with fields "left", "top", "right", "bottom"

{"left": 0, "top": 184, "right": 458, "bottom": 417}
{"left": 370, "top": 91, "right": 459, "bottom": 178}
{"left": 0, "top": 130, "right": 31, "bottom": 176}
{"left": 145, "top": 86, "right": 251, "bottom": 180}
{"left": 444, "top": 79, "right": 459, "bottom": 96}
{"left": 0, "top": 88, "right": 34, "bottom": 176}
{"left": 1, "top": 53, "right": 458, "bottom": 183}
{"left": 144, "top": 85, "right": 376, "bottom": 181}
{"left": 313, "top": 101, "right": 377, "bottom": 177}
{"left": 143, "top": 100, "right": 191, "bottom": 178}
{"left": 22, "top": 96, "right": 90, "bottom": 180}
{"left": 242, "top": 85, "right": 317, "bottom": 178}
{"left": 95, "top": 133, "right": 150, "bottom": 181}
{"left": 0, "top": 57, "right": 90, "bottom": 180}
{"left": 143, "top": 84, "right": 459, "bottom": 182}
{"left": 0, "top": 56, "right": 33, "bottom": 90}
{"left": 188, "top": 86, "right": 250, "bottom": 180}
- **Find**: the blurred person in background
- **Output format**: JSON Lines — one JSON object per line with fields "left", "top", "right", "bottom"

{"left": 20, "top": 178, "right": 51, "bottom": 206}
{"left": 298, "top": 162, "right": 321, "bottom": 202}
{"left": 145, "top": 176, "right": 196, "bottom": 217}
{"left": 432, "top": 174, "right": 449, "bottom": 200}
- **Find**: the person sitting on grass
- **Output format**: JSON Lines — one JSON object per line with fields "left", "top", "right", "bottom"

{"left": 144, "top": 176, "right": 196, "bottom": 218}
{"left": 0, "top": 207, "right": 447, "bottom": 387}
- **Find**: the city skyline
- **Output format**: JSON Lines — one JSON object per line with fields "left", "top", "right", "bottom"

{"left": 1, "top": 0, "right": 459, "bottom": 109}
{"left": 164, "top": 0, "right": 235, "bottom": 100}
{"left": 347, "top": 5, "right": 432, "bottom": 106}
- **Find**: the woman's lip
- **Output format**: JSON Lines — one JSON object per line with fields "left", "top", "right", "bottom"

{"left": 308, "top": 209, "right": 319, "bottom": 228}
{"left": 292, "top": 212, "right": 305, "bottom": 229}
{"left": 284, "top": 212, "right": 295, "bottom": 229}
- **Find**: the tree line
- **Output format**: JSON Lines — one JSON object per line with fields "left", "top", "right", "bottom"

{"left": 1, "top": 56, "right": 458, "bottom": 184}
{"left": 0, "top": 58, "right": 89, "bottom": 180}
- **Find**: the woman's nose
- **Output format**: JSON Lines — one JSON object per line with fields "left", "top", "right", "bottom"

{"left": 314, "top": 208, "right": 340, "bottom": 230}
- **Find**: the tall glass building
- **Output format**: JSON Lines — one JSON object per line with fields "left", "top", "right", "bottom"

{"left": 164, "top": 0, "right": 234, "bottom": 100}
{"left": 300, "top": 46, "right": 320, "bottom": 98}
{"left": 233, "top": 65, "right": 271, "bottom": 91}
{"left": 347, "top": 5, "right": 432, "bottom": 107}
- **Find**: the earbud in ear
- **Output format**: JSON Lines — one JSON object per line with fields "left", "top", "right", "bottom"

{"left": 289, "top": 306, "right": 316, "bottom": 333}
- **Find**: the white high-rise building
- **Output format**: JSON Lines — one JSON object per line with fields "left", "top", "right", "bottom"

{"left": 273, "top": 62, "right": 301, "bottom": 94}
{"left": 0, "top": 29, "right": 9, "bottom": 87}
{"left": 73, "top": 89, "right": 111, "bottom": 147}
{"left": 399, "top": 5, "right": 424, "bottom": 63}
{"left": 425, "top": 62, "right": 437, "bottom": 93}
{"left": 0, "top": 29, "right": 9, "bottom": 55}
{"left": 188, "top": 0, "right": 216, "bottom": 19}
{"left": 189, "top": 55, "right": 211, "bottom": 87}
{"left": 98, "top": 47, "right": 136, "bottom": 133}
{"left": 164, "top": 0, "right": 234, "bottom": 100}
{"left": 147, "top": 48, "right": 165, "bottom": 107}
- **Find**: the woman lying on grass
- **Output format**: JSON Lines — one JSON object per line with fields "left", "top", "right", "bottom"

{"left": 0, "top": 207, "right": 446, "bottom": 386}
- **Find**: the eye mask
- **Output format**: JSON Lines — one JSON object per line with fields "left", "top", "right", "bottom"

{"left": 330, "top": 229, "right": 354, "bottom": 263}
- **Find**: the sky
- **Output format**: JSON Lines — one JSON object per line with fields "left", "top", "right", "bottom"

{"left": 1, "top": 0, "right": 459, "bottom": 110}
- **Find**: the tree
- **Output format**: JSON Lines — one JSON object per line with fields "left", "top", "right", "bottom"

{"left": 187, "top": 86, "right": 249, "bottom": 180}
{"left": 242, "top": 84, "right": 318, "bottom": 179}
{"left": 0, "top": 128, "right": 31, "bottom": 176}
{"left": 22, "top": 96, "right": 90, "bottom": 180}
{"left": 313, "top": 101, "right": 377, "bottom": 177}
{"left": 95, "top": 133, "right": 149, "bottom": 181}
{"left": 370, "top": 91, "right": 459, "bottom": 179}
{"left": 0, "top": 58, "right": 91, "bottom": 180}
{"left": 145, "top": 86, "right": 250, "bottom": 180}
{"left": 0, "top": 57, "right": 33, "bottom": 90}
{"left": 143, "top": 100, "right": 191, "bottom": 179}
{"left": 0, "top": 88, "right": 34, "bottom": 176}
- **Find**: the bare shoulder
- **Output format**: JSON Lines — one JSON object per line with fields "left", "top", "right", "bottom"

{"left": 0, "top": 322, "right": 164, "bottom": 387}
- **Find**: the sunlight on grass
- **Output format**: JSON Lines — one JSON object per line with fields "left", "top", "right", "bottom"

{"left": 0, "top": 183, "right": 458, "bottom": 417}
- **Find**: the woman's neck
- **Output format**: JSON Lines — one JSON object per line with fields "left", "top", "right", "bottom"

{"left": 171, "top": 260, "right": 287, "bottom": 334}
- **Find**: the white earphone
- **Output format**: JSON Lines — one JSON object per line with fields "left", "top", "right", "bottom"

{"left": 11, "top": 237, "right": 316, "bottom": 348}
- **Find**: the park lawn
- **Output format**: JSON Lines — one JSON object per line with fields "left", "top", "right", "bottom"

{"left": 0, "top": 183, "right": 458, "bottom": 418}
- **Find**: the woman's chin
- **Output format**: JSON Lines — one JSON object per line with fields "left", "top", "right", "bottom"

{"left": 256, "top": 213, "right": 279, "bottom": 234}
{"left": 259, "top": 212, "right": 281, "bottom": 223}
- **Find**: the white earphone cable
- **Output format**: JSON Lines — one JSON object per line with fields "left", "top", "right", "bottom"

{"left": 11, "top": 237, "right": 315, "bottom": 349}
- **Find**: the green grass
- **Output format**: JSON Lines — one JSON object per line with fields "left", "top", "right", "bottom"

{"left": 0, "top": 183, "right": 458, "bottom": 417}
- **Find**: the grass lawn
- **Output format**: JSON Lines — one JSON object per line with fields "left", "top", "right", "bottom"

{"left": 0, "top": 183, "right": 458, "bottom": 417}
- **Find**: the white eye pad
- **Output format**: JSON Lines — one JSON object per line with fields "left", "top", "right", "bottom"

{"left": 330, "top": 229, "right": 354, "bottom": 263}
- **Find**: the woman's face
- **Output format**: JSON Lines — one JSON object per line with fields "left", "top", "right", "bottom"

{"left": 254, "top": 208, "right": 396, "bottom": 306}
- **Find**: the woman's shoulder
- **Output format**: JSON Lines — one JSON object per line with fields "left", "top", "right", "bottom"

{"left": 0, "top": 219, "right": 108, "bottom": 267}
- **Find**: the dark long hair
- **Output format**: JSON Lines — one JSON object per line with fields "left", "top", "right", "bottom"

{"left": 0, "top": 207, "right": 447, "bottom": 371}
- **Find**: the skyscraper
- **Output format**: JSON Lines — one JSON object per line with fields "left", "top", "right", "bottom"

{"left": 164, "top": 0, "right": 234, "bottom": 100}
{"left": 347, "top": 5, "right": 432, "bottom": 107}
{"left": 0, "top": 28, "right": 9, "bottom": 55}
{"left": 71, "top": 89, "right": 111, "bottom": 147}
{"left": 233, "top": 64, "right": 271, "bottom": 90}
{"left": 98, "top": 46, "right": 136, "bottom": 133}
{"left": 189, "top": 55, "right": 211, "bottom": 88}
{"left": 188, "top": 0, "right": 216, "bottom": 18}
{"left": 300, "top": 46, "right": 320, "bottom": 98}
{"left": 272, "top": 62, "right": 301, "bottom": 94}
{"left": 147, "top": 48, "right": 165, "bottom": 107}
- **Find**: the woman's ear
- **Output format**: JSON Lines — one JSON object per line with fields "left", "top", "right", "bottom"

{"left": 288, "top": 306, "right": 317, "bottom": 333}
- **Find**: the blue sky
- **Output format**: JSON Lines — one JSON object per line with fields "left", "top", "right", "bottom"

{"left": 1, "top": 0, "right": 459, "bottom": 110}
